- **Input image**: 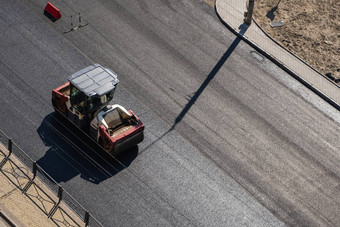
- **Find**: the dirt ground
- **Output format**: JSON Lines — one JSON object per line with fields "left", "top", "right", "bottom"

{"left": 253, "top": 0, "right": 340, "bottom": 82}
{"left": 205, "top": 0, "right": 339, "bottom": 83}
{"left": 205, "top": 0, "right": 215, "bottom": 7}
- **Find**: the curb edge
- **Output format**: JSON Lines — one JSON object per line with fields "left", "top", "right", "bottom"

{"left": 252, "top": 18, "right": 340, "bottom": 89}
{"left": 214, "top": 3, "right": 340, "bottom": 111}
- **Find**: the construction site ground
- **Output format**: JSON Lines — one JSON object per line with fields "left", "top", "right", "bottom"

{"left": 254, "top": 0, "right": 340, "bottom": 82}
{"left": 205, "top": 0, "right": 339, "bottom": 82}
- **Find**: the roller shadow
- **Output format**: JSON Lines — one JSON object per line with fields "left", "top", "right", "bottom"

{"left": 36, "top": 112, "right": 137, "bottom": 184}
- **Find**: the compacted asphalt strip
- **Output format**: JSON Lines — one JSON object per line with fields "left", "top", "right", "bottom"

{"left": 1, "top": 0, "right": 340, "bottom": 226}
{"left": 0, "top": 0, "right": 284, "bottom": 226}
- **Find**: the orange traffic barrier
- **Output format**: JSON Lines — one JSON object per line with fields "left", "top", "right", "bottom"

{"left": 44, "top": 2, "right": 61, "bottom": 20}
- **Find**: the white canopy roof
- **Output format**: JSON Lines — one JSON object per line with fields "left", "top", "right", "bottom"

{"left": 68, "top": 64, "right": 119, "bottom": 97}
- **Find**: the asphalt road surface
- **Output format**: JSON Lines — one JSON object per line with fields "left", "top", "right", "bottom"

{"left": 1, "top": 0, "right": 340, "bottom": 226}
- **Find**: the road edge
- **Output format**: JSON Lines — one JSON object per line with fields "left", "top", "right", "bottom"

{"left": 214, "top": 3, "right": 340, "bottom": 112}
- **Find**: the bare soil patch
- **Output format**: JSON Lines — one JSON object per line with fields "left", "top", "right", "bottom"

{"left": 254, "top": 0, "right": 340, "bottom": 83}
{"left": 205, "top": 0, "right": 215, "bottom": 7}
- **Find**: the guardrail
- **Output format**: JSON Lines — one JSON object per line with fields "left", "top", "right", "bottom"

{"left": 0, "top": 130, "right": 103, "bottom": 227}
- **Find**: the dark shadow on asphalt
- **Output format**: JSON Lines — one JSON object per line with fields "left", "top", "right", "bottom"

{"left": 140, "top": 27, "right": 247, "bottom": 152}
{"left": 36, "top": 112, "right": 137, "bottom": 184}
{"left": 44, "top": 10, "right": 58, "bottom": 22}
{"left": 171, "top": 30, "right": 245, "bottom": 129}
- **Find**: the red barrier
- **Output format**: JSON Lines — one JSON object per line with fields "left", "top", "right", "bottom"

{"left": 44, "top": 2, "right": 61, "bottom": 20}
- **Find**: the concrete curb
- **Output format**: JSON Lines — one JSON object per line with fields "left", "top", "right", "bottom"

{"left": 214, "top": 3, "right": 340, "bottom": 112}
{"left": 0, "top": 139, "right": 87, "bottom": 227}
{"left": 252, "top": 18, "right": 340, "bottom": 89}
{"left": 0, "top": 204, "right": 25, "bottom": 227}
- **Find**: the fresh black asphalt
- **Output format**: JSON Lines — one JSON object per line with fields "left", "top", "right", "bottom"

{"left": 1, "top": 0, "right": 340, "bottom": 226}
